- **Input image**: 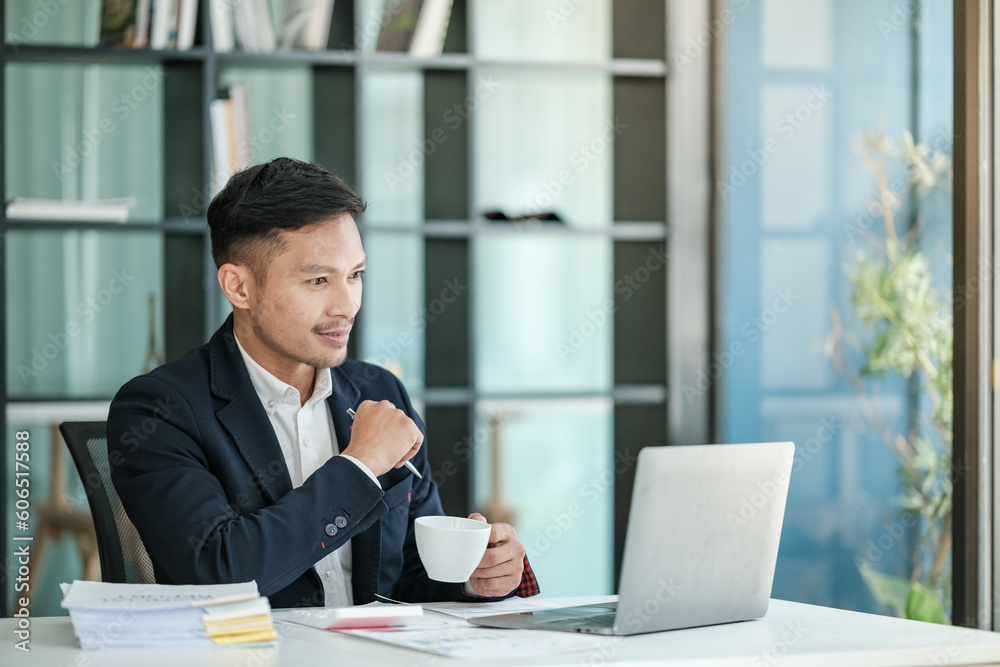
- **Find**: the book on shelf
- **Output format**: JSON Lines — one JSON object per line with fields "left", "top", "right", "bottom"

{"left": 229, "top": 83, "right": 253, "bottom": 170}
{"left": 233, "top": 0, "right": 277, "bottom": 53}
{"left": 134, "top": 0, "right": 153, "bottom": 47}
{"left": 278, "top": 0, "right": 336, "bottom": 52}
{"left": 6, "top": 197, "right": 137, "bottom": 223}
{"left": 100, "top": 0, "right": 139, "bottom": 47}
{"left": 176, "top": 0, "right": 200, "bottom": 50}
{"left": 209, "top": 0, "right": 235, "bottom": 52}
{"left": 376, "top": 0, "right": 452, "bottom": 58}
{"left": 100, "top": 0, "right": 198, "bottom": 50}
{"left": 210, "top": 99, "right": 234, "bottom": 193}
{"left": 210, "top": 84, "right": 252, "bottom": 194}
{"left": 150, "top": 0, "right": 178, "bottom": 49}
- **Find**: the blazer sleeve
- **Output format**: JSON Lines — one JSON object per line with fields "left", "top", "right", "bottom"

{"left": 108, "top": 374, "right": 388, "bottom": 597}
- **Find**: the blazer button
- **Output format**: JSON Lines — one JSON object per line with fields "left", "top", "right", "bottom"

{"left": 334, "top": 516, "right": 348, "bottom": 529}
{"left": 325, "top": 523, "right": 338, "bottom": 537}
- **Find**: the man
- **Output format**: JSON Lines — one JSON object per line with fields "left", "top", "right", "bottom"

{"left": 108, "top": 158, "right": 538, "bottom": 608}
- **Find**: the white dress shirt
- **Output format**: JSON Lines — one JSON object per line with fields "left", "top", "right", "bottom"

{"left": 235, "top": 335, "right": 380, "bottom": 607}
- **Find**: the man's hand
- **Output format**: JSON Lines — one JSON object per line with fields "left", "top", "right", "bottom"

{"left": 466, "top": 513, "right": 526, "bottom": 597}
{"left": 341, "top": 400, "right": 423, "bottom": 477}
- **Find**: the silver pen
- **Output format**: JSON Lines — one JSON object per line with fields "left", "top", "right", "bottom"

{"left": 347, "top": 407, "right": 423, "bottom": 479}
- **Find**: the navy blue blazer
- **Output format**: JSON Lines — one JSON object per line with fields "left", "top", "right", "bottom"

{"left": 108, "top": 316, "right": 474, "bottom": 608}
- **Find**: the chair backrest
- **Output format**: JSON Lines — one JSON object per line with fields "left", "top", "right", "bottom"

{"left": 59, "top": 421, "right": 156, "bottom": 584}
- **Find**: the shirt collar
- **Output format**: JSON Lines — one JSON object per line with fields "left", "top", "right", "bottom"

{"left": 234, "top": 333, "right": 333, "bottom": 415}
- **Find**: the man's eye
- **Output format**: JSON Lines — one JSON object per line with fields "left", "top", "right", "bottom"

{"left": 309, "top": 277, "right": 327, "bottom": 286}
{"left": 351, "top": 270, "right": 366, "bottom": 280}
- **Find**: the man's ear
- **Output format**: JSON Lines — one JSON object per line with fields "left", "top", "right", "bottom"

{"left": 217, "top": 263, "right": 255, "bottom": 310}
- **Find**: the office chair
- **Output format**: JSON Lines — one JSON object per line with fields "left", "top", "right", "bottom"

{"left": 59, "top": 421, "right": 156, "bottom": 584}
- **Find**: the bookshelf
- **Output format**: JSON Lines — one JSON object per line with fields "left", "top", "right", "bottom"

{"left": 2, "top": 0, "right": 679, "bottom": 612}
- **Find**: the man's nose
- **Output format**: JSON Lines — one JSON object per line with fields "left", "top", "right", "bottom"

{"left": 327, "top": 280, "right": 359, "bottom": 318}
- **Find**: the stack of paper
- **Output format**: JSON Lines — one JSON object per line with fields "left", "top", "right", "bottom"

{"left": 60, "top": 580, "right": 277, "bottom": 649}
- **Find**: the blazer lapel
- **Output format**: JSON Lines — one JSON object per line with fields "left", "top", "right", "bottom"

{"left": 209, "top": 317, "right": 294, "bottom": 504}
{"left": 328, "top": 365, "right": 360, "bottom": 459}
{"left": 210, "top": 318, "right": 381, "bottom": 600}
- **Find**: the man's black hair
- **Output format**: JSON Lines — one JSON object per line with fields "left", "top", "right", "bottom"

{"left": 207, "top": 157, "right": 366, "bottom": 284}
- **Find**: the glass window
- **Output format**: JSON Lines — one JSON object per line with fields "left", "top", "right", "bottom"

{"left": 474, "top": 234, "right": 612, "bottom": 394}
{"left": 7, "top": 231, "right": 165, "bottom": 398}
{"left": 720, "top": 0, "right": 953, "bottom": 620}
{"left": 471, "top": 0, "right": 611, "bottom": 63}
{"left": 358, "top": 232, "right": 426, "bottom": 390}
{"left": 473, "top": 399, "right": 614, "bottom": 596}
{"left": 359, "top": 69, "right": 425, "bottom": 225}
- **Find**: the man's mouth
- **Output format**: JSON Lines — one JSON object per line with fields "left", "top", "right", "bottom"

{"left": 318, "top": 329, "right": 351, "bottom": 345}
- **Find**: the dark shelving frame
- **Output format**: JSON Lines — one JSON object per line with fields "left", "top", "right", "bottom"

{"left": 1, "top": 0, "right": 685, "bottom": 615}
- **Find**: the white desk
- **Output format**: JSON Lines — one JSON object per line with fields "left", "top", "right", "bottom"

{"left": 3, "top": 597, "right": 1000, "bottom": 667}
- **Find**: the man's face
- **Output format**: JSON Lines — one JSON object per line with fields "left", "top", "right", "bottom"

{"left": 245, "top": 215, "right": 366, "bottom": 375}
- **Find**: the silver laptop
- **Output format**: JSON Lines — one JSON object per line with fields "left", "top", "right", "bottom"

{"left": 469, "top": 442, "right": 794, "bottom": 636}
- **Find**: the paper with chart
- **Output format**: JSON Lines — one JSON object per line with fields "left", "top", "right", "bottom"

{"left": 340, "top": 624, "right": 617, "bottom": 659}
{"left": 280, "top": 599, "right": 617, "bottom": 658}
{"left": 421, "top": 596, "right": 564, "bottom": 618}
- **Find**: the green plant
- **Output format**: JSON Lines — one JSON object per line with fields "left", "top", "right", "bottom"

{"left": 826, "top": 128, "right": 952, "bottom": 623}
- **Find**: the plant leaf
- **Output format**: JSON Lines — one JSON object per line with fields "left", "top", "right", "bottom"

{"left": 905, "top": 581, "right": 948, "bottom": 624}
{"left": 858, "top": 561, "right": 911, "bottom": 618}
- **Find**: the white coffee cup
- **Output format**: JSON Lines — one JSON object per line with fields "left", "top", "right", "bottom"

{"left": 414, "top": 516, "right": 491, "bottom": 583}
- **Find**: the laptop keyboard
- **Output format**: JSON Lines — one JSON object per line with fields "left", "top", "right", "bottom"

{"left": 543, "top": 612, "right": 617, "bottom": 629}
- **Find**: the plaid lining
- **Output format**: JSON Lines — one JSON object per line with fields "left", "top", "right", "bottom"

{"left": 514, "top": 556, "right": 539, "bottom": 598}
